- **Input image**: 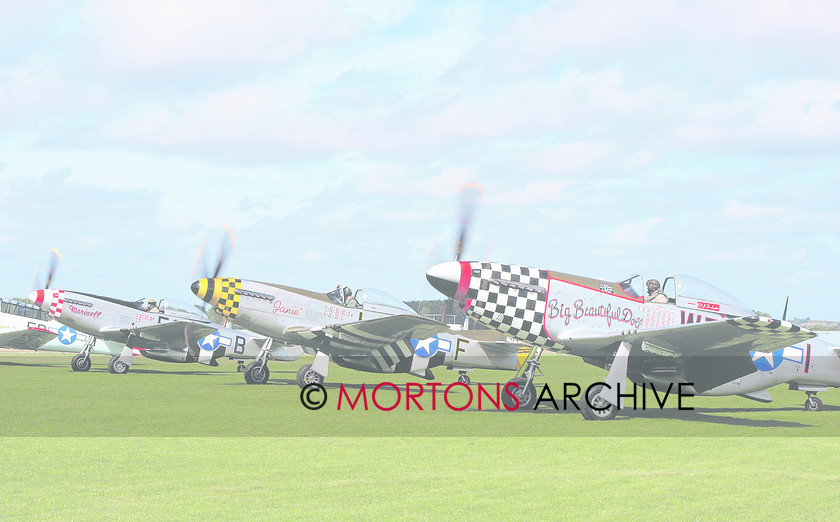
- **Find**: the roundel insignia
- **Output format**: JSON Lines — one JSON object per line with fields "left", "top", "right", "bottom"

{"left": 410, "top": 335, "right": 452, "bottom": 358}
{"left": 750, "top": 349, "right": 784, "bottom": 372}
{"left": 58, "top": 325, "right": 77, "bottom": 345}
{"left": 198, "top": 332, "right": 221, "bottom": 352}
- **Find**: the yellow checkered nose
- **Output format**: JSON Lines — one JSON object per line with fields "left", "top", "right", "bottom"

{"left": 190, "top": 277, "right": 242, "bottom": 319}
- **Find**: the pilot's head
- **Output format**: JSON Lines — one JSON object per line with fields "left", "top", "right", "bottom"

{"left": 646, "top": 279, "right": 660, "bottom": 295}
{"left": 148, "top": 299, "right": 157, "bottom": 307}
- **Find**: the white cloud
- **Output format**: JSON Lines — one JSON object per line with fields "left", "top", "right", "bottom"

{"left": 677, "top": 80, "right": 840, "bottom": 154}
{"left": 81, "top": 0, "right": 364, "bottom": 71}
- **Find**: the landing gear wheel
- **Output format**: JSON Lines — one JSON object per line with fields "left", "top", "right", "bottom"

{"left": 502, "top": 377, "right": 536, "bottom": 410}
{"left": 245, "top": 362, "right": 270, "bottom": 385}
{"left": 297, "top": 363, "right": 324, "bottom": 388}
{"left": 457, "top": 373, "right": 471, "bottom": 385}
{"left": 108, "top": 355, "right": 129, "bottom": 375}
{"left": 236, "top": 362, "right": 246, "bottom": 373}
{"left": 296, "top": 364, "right": 309, "bottom": 387}
{"left": 243, "top": 362, "right": 257, "bottom": 384}
{"left": 71, "top": 354, "right": 91, "bottom": 372}
{"left": 581, "top": 385, "right": 616, "bottom": 420}
{"left": 805, "top": 396, "right": 823, "bottom": 412}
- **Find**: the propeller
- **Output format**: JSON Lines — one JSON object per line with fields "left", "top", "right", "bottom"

{"left": 412, "top": 183, "right": 483, "bottom": 377}
{"left": 782, "top": 296, "right": 789, "bottom": 321}
{"left": 191, "top": 224, "right": 236, "bottom": 281}
{"left": 190, "top": 224, "right": 236, "bottom": 324}
{"left": 27, "top": 248, "right": 61, "bottom": 300}
{"left": 439, "top": 182, "right": 483, "bottom": 324}
{"left": 44, "top": 248, "right": 61, "bottom": 290}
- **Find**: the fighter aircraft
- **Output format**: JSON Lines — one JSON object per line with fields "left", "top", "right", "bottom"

{"left": 0, "top": 298, "right": 122, "bottom": 356}
{"left": 426, "top": 261, "right": 817, "bottom": 419}
{"left": 191, "top": 278, "right": 534, "bottom": 385}
{"left": 26, "top": 289, "right": 301, "bottom": 373}
{"left": 704, "top": 335, "right": 840, "bottom": 412}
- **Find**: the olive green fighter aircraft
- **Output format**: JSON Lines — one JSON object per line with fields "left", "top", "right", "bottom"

{"left": 191, "top": 277, "right": 536, "bottom": 386}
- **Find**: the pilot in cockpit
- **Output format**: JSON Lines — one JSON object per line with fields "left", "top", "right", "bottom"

{"left": 147, "top": 299, "right": 161, "bottom": 313}
{"left": 646, "top": 279, "right": 668, "bottom": 304}
{"left": 343, "top": 287, "right": 359, "bottom": 308}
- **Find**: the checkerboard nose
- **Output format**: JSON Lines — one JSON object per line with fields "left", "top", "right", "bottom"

{"left": 192, "top": 277, "right": 241, "bottom": 320}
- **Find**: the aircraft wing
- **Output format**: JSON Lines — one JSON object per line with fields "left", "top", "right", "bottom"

{"left": 0, "top": 327, "right": 58, "bottom": 350}
{"left": 563, "top": 316, "right": 814, "bottom": 356}
{"left": 101, "top": 321, "right": 220, "bottom": 348}
{"left": 285, "top": 315, "right": 450, "bottom": 352}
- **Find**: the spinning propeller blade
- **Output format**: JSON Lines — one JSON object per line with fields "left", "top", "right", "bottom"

{"left": 782, "top": 296, "right": 789, "bottom": 321}
{"left": 44, "top": 248, "right": 61, "bottom": 290}
{"left": 440, "top": 182, "right": 483, "bottom": 325}
{"left": 191, "top": 224, "right": 236, "bottom": 281}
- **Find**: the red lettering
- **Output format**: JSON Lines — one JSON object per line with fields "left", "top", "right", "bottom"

{"left": 503, "top": 381, "right": 521, "bottom": 411}
{"left": 444, "top": 382, "right": 473, "bottom": 411}
{"left": 372, "top": 382, "right": 401, "bottom": 411}
{"left": 337, "top": 384, "right": 368, "bottom": 410}
{"left": 426, "top": 382, "right": 442, "bottom": 410}
{"left": 477, "top": 383, "right": 501, "bottom": 410}
{"left": 405, "top": 383, "right": 424, "bottom": 410}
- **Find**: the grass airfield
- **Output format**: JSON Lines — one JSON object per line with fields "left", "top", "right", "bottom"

{"left": 2, "top": 352, "right": 840, "bottom": 518}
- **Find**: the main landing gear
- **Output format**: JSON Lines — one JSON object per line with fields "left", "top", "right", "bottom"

{"left": 296, "top": 364, "right": 325, "bottom": 387}
{"left": 578, "top": 341, "right": 631, "bottom": 421}
{"left": 71, "top": 336, "right": 96, "bottom": 372}
{"left": 244, "top": 338, "right": 273, "bottom": 385}
{"left": 108, "top": 334, "right": 136, "bottom": 375}
{"left": 805, "top": 392, "right": 824, "bottom": 412}
{"left": 502, "top": 347, "right": 543, "bottom": 410}
{"left": 296, "top": 352, "right": 329, "bottom": 388}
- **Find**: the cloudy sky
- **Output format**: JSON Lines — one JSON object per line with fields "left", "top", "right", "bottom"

{"left": 1, "top": 1, "right": 839, "bottom": 320}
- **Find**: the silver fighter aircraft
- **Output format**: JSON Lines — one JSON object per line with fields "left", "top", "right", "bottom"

{"left": 1, "top": 298, "right": 122, "bottom": 356}
{"left": 191, "top": 277, "right": 534, "bottom": 385}
{"left": 26, "top": 289, "right": 300, "bottom": 373}
{"left": 427, "top": 261, "right": 817, "bottom": 419}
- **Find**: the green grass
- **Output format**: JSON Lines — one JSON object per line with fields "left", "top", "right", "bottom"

{"left": 2, "top": 353, "right": 839, "bottom": 436}
{"left": 2, "top": 354, "right": 840, "bottom": 518}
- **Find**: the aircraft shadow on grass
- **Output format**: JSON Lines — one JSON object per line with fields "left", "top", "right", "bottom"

{"left": 0, "top": 360, "right": 69, "bottom": 369}
{"left": 466, "top": 381, "right": 821, "bottom": 429}
{"left": 116, "top": 368, "right": 223, "bottom": 377}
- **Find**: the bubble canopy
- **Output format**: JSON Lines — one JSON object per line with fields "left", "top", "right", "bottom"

{"left": 359, "top": 288, "right": 417, "bottom": 315}
{"left": 669, "top": 274, "right": 753, "bottom": 316}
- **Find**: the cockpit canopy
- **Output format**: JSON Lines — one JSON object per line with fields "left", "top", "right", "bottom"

{"left": 325, "top": 286, "right": 416, "bottom": 315}
{"left": 130, "top": 297, "right": 209, "bottom": 321}
{"left": 667, "top": 275, "right": 753, "bottom": 316}
{"left": 621, "top": 274, "right": 753, "bottom": 317}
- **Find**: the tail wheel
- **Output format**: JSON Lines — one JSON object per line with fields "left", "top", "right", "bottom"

{"left": 71, "top": 354, "right": 91, "bottom": 372}
{"left": 581, "top": 385, "right": 617, "bottom": 421}
{"left": 457, "top": 374, "right": 471, "bottom": 385}
{"left": 502, "top": 378, "right": 536, "bottom": 410}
